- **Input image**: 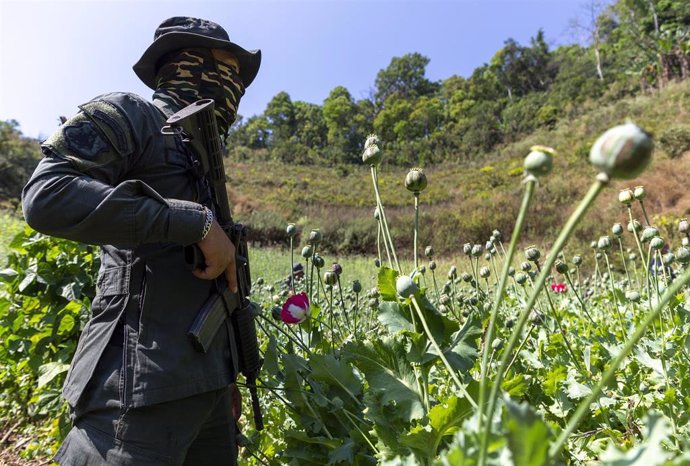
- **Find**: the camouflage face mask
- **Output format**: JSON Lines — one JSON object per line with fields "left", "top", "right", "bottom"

{"left": 153, "top": 48, "right": 245, "bottom": 135}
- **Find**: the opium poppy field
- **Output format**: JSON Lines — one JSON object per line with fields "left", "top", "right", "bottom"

{"left": 1, "top": 126, "right": 690, "bottom": 465}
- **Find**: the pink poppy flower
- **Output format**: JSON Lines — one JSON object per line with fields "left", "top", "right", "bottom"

{"left": 281, "top": 292, "right": 310, "bottom": 324}
{"left": 550, "top": 283, "right": 567, "bottom": 293}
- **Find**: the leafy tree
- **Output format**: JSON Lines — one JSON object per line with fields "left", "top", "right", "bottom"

{"left": 0, "top": 120, "right": 42, "bottom": 203}
{"left": 264, "top": 91, "right": 296, "bottom": 145}
{"left": 374, "top": 53, "right": 439, "bottom": 107}
{"left": 322, "top": 86, "right": 360, "bottom": 163}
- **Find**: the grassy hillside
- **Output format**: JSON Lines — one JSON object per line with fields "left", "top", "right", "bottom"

{"left": 229, "top": 80, "right": 690, "bottom": 257}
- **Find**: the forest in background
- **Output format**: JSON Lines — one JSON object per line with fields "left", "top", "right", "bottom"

{"left": 1, "top": 0, "right": 690, "bottom": 255}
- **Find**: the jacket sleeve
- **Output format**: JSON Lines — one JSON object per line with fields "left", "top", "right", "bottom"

{"left": 21, "top": 94, "right": 206, "bottom": 248}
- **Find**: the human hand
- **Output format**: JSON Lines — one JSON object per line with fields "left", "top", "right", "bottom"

{"left": 230, "top": 383, "right": 242, "bottom": 421}
{"left": 193, "top": 220, "right": 238, "bottom": 292}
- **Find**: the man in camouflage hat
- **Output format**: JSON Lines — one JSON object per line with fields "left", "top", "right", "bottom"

{"left": 22, "top": 17, "right": 260, "bottom": 465}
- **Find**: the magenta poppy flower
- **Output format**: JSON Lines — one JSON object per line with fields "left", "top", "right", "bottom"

{"left": 550, "top": 283, "right": 567, "bottom": 293}
{"left": 281, "top": 292, "right": 310, "bottom": 324}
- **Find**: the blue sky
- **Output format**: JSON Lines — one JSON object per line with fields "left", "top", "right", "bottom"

{"left": 0, "top": 0, "right": 603, "bottom": 139}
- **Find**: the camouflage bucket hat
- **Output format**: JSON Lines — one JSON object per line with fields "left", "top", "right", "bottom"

{"left": 133, "top": 16, "right": 261, "bottom": 90}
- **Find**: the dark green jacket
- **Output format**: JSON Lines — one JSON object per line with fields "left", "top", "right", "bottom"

{"left": 22, "top": 92, "right": 237, "bottom": 409}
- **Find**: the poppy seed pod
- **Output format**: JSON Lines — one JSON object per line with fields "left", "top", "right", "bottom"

{"left": 491, "top": 338, "right": 504, "bottom": 351}
{"left": 650, "top": 237, "right": 665, "bottom": 250}
{"left": 313, "top": 254, "right": 325, "bottom": 268}
{"left": 324, "top": 271, "right": 337, "bottom": 286}
{"left": 429, "top": 260, "right": 437, "bottom": 271}
{"left": 529, "top": 310, "right": 544, "bottom": 325}
{"left": 679, "top": 219, "right": 689, "bottom": 234}
{"left": 373, "top": 207, "right": 381, "bottom": 220}
{"left": 352, "top": 279, "right": 362, "bottom": 294}
{"left": 462, "top": 272, "right": 472, "bottom": 283}
{"left": 440, "top": 294, "right": 451, "bottom": 305}
{"left": 405, "top": 168, "right": 428, "bottom": 193}
{"left": 463, "top": 243, "right": 472, "bottom": 256}
{"left": 597, "top": 236, "right": 612, "bottom": 250}
{"left": 516, "top": 272, "right": 528, "bottom": 285}
{"left": 618, "top": 189, "right": 634, "bottom": 205}
{"left": 286, "top": 223, "right": 297, "bottom": 238}
{"left": 448, "top": 266, "right": 457, "bottom": 279}
{"left": 525, "top": 246, "right": 541, "bottom": 262}
{"left": 555, "top": 260, "right": 568, "bottom": 274}
{"left": 492, "top": 229, "right": 502, "bottom": 241}
{"left": 663, "top": 253, "right": 675, "bottom": 264}
{"left": 521, "top": 261, "right": 532, "bottom": 272}
{"left": 425, "top": 245, "right": 434, "bottom": 258}
{"left": 508, "top": 266, "right": 515, "bottom": 277}
{"left": 332, "top": 263, "right": 343, "bottom": 275}
{"left": 612, "top": 223, "right": 624, "bottom": 237}
{"left": 573, "top": 255, "right": 583, "bottom": 266}
{"left": 362, "top": 144, "right": 382, "bottom": 166}
{"left": 641, "top": 227, "right": 659, "bottom": 242}
{"left": 589, "top": 123, "right": 653, "bottom": 179}
{"left": 368, "top": 298, "right": 379, "bottom": 309}
{"left": 301, "top": 245, "right": 313, "bottom": 258}
{"left": 485, "top": 241, "right": 493, "bottom": 251}
{"left": 676, "top": 247, "right": 690, "bottom": 264}
{"left": 628, "top": 220, "right": 642, "bottom": 232}
{"left": 471, "top": 244, "right": 483, "bottom": 257}
{"left": 633, "top": 186, "right": 646, "bottom": 200}
{"left": 595, "top": 252, "right": 602, "bottom": 260}
{"left": 364, "top": 133, "right": 379, "bottom": 149}
{"left": 308, "top": 229, "right": 322, "bottom": 245}
{"left": 484, "top": 253, "right": 491, "bottom": 261}
{"left": 396, "top": 275, "right": 419, "bottom": 298}
{"left": 479, "top": 266, "right": 490, "bottom": 278}
{"left": 524, "top": 145, "right": 555, "bottom": 177}
{"left": 419, "top": 265, "right": 426, "bottom": 274}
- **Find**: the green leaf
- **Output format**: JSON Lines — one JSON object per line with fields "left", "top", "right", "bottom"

{"left": 600, "top": 412, "right": 672, "bottom": 465}
{"left": 443, "top": 312, "right": 482, "bottom": 372}
{"left": 566, "top": 378, "right": 592, "bottom": 400}
{"left": 378, "top": 301, "right": 414, "bottom": 334}
{"left": 428, "top": 395, "right": 473, "bottom": 441}
{"left": 327, "top": 438, "right": 355, "bottom": 465}
{"left": 543, "top": 364, "right": 567, "bottom": 397}
{"left": 502, "top": 373, "right": 528, "bottom": 397}
{"left": 309, "top": 353, "right": 362, "bottom": 401}
{"left": 344, "top": 337, "right": 424, "bottom": 422}
{"left": 400, "top": 424, "right": 436, "bottom": 459}
{"left": 377, "top": 266, "right": 399, "bottom": 301}
{"left": 503, "top": 397, "right": 552, "bottom": 466}
{"left": 262, "top": 335, "right": 280, "bottom": 376}
{"left": 37, "top": 362, "right": 69, "bottom": 388}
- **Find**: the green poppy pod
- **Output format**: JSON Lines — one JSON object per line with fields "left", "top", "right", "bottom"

{"left": 597, "top": 236, "right": 612, "bottom": 250}
{"left": 572, "top": 255, "right": 583, "bottom": 266}
{"left": 641, "top": 227, "right": 659, "bottom": 242}
{"left": 429, "top": 260, "right": 437, "bottom": 271}
{"left": 589, "top": 123, "right": 653, "bottom": 179}
{"left": 352, "top": 280, "right": 362, "bottom": 294}
{"left": 479, "top": 266, "right": 490, "bottom": 278}
{"left": 425, "top": 245, "right": 434, "bottom": 258}
{"left": 628, "top": 220, "right": 642, "bottom": 232}
{"left": 626, "top": 290, "right": 641, "bottom": 302}
{"left": 364, "top": 133, "right": 379, "bottom": 149}
{"left": 362, "top": 144, "right": 382, "bottom": 166}
{"left": 301, "top": 245, "right": 313, "bottom": 258}
{"left": 462, "top": 272, "right": 472, "bottom": 283}
{"left": 507, "top": 266, "right": 515, "bottom": 277}
{"left": 516, "top": 272, "right": 528, "bottom": 285}
{"left": 286, "top": 223, "right": 297, "bottom": 238}
{"left": 405, "top": 168, "right": 428, "bottom": 193}
{"left": 521, "top": 261, "right": 532, "bottom": 272}
{"left": 324, "top": 271, "right": 337, "bottom": 286}
{"left": 633, "top": 186, "right": 646, "bottom": 200}
{"left": 524, "top": 145, "right": 555, "bottom": 177}
{"left": 396, "top": 275, "right": 419, "bottom": 298}
{"left": 463, "top": 243, "right": 472, "bottom": 255}
{"left": 650, "top": 237, "right": 665, "bottom": 250}
{"left": 313, "top": 254, "right": 325, "bottom": 268}
{"left": 618, "top": 189, "right": 634, "bottom": 205}
{"left": 308, "top": 229, "right": 322, "bottom": 245}
{"left": 676, "top": 247, "right": 690, "bottom": 264}
{"left": 525, "top": 246, "right": 541, "bottom": 262}
{"left": 471, "top": 244, "right": 483, "bottom": 257}
{"left": 679, "top": 219, "right": 689, "bottom": 234}
{"left": 555, "top": 260, "right": 568, "bottom": 274}
{"left": 491, "top": 338, "right": 504, "bottom": 351}
{"left": 612, "top": 223, "right": 623, "bottom": 237}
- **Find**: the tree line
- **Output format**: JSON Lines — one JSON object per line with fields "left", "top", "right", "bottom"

{"left": 227, "top": 0, "right": 690, "bottom": 165}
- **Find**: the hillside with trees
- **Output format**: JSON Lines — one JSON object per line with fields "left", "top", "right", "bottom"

{"left": 1, "top": 0, "right": 689, "bottom": 254}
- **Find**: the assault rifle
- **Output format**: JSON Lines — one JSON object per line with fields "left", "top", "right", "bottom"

{"left": 161, "top": 99, "right": 263, "bottom": 430}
